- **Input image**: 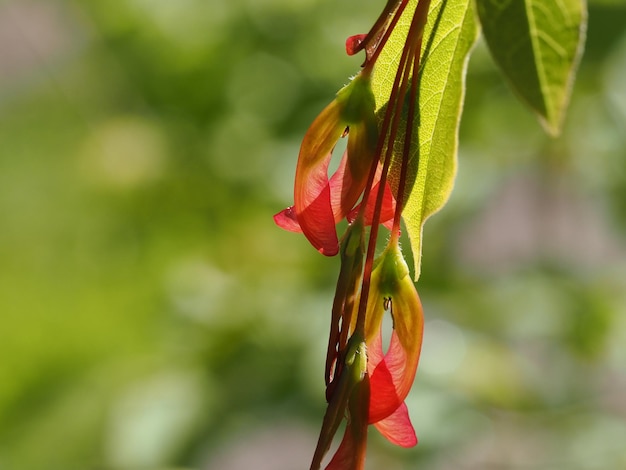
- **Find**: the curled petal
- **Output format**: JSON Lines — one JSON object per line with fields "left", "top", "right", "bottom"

{"left": 273, "top": 206, "right": 302, "bottom": 233}
{"left": 373, "top": 402, "right": 417, "bottom": 447}
{"left": 364, "top": 244, "right": 424, "bottom": 423}
{"left": 276, "top": 127, "right": 377, "bottom": 242}
{"left": 275, "top": 73, "right": 378, "bottom": 256}
{"left": 348, "top": 178, "right": 396, "bottom": 229}
{"left": 294, "top": 101, "right": 345, "bottom": 256}
{"left": 274, "top": 149, "right": 357, "bottom": 235}
{"left": 329, "top": 122, "right": 377, "bottom": 225}
{"left": 328, "top": 150, "right": 359, "bottom": 222}
{"left": 367, "top": 328, "right": 411, "bottom": 423}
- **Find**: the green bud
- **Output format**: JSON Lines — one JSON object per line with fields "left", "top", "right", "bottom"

{"left": 377, "top": 242, "right": 410, "bottom": 295}
{"left": 345, "top": 334, "right": 368, "bottom": 382}
{"left": 341, "top": 218, "right": 365, "bottom": 259}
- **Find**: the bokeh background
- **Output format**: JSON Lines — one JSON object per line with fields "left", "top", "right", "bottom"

{"left": 1, "top": 0, "right": 625, "bottom": 469}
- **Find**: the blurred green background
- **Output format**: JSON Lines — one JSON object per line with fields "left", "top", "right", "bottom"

{"left": 1, "top": 0, "right": 625, "bottom": 469}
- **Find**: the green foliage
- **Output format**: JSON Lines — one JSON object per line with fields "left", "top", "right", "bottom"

{"left": 477, "top": 0, "right": 587, "bottom": 135}
{"left": 372, "top": 0, "right": 587, "bottom": 277}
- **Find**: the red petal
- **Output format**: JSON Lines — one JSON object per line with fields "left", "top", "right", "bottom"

{"left": 348, "top": 168, "right": 396, "bottom": 228}
{"left": 328, "top": 150, "right": 354, "bottom": 221}
{"left": 367, "top": 329, "right": 408, "bottom": 423}
{"left": 373, "top": 402, "right": 417, "bottom": 447}
{"left": 364, "top": 250, "right": 424, "bottom": 423}
{"left": 360, "top": 180, "right": 396, "bottom": 227}
{"left": 328, "top": 151, "right": 368, "bottom": 224}
{"left": 297, "top": 163, "right": 339, "bottom": 256}
{"left": 273, "top": 206, "right": 302, "bottom": 232}
{"left": 294, "top": 101, "right": 345, "bottom": 256}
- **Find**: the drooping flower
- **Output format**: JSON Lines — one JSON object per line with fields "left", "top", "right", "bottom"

{"left": 311, "top": 237, "right": 424, "bottom": 469}
{"left": 363, "top": 239, "right": 424, "bottom": 445}
{"left": 273, "top": 73, "right": 395, "bottom": 256}
{"left": 275, "top": 0, "right": 434, "bottom": 467}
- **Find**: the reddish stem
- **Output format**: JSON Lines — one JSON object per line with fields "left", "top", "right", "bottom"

{"left": 390, "top": 0, "right": 431, "bottom": 241}
{"left": 354, "top": 3, "right": 424, "bottom": 336}
{"left": 362, "top": 0, "right": 410, "bottom": 74}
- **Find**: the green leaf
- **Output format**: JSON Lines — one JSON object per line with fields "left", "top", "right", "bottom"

{"left": 476, "top": 0, "right": 587, "bottom": 135}
{"left": 371, "top": 0, "right": 479, "bottom": 280}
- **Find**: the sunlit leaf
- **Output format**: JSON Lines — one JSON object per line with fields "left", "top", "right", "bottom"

{"left": 371, "top": 0, "right": 479, "bottom": 279}
{"left": 476, "top": 0, "right": 587, "bottom": 135}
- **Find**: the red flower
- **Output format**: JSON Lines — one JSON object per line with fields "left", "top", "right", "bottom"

{"left": 363, "top": 240, "right": 424, "bottom": 446}
{"left": 278, "top": 1, "right": 432, "bottom": 466}
{"left": 274, "top": 73, "right": 395, "bottom": 256}
{"left": 311, "top": 237, "right": 424, "bottom": 469}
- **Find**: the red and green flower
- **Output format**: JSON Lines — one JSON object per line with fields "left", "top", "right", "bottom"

{"left": 274, "top": 0, "right": 431, "bottom": 468}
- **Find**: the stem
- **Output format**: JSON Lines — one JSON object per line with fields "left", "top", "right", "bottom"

{"left": 310, "top": 3, "right": 433, "bottom": 468}
{"left": 362, "top": 0, "right": 409, "bottom": 74}
{"left": 362, "top": 0, "right": 404, "bottom": 49}
{"left": 354, "top": 3, "right": 424, "bottom": 336}
{"left": 390, "top": 0, "right": 431, "bottom": 242}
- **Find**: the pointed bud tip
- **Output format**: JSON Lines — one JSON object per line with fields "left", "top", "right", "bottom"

{"left": 274, "top": 206, "right": 303, "bottom": 233}
{"left": 345, "top": 34, "right": 367, "bottom": 56}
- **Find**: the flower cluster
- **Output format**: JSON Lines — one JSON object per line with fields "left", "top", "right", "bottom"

{"left": 274, "top": 1, "right": 432, "bottom": 468}
{"left": 273, "top": 73, "right": 395, "bottom": 256}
